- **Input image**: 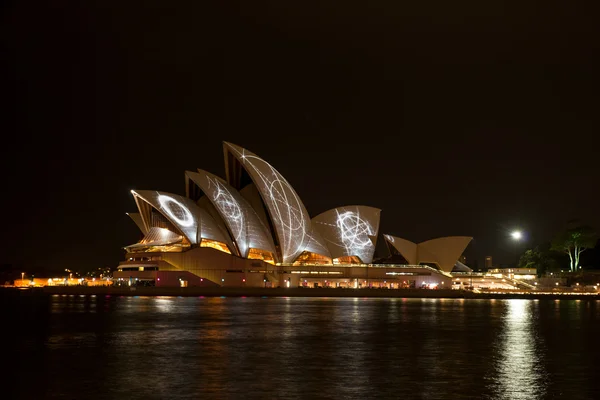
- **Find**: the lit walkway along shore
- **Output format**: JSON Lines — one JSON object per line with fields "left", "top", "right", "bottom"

{"left": 4, "top": 286, "right": 600, "bottom": 300}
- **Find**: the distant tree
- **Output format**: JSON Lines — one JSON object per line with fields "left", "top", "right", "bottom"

{"left": 518, "top": 248, "right": 541, "bottom": 269}
{"left": 518, "top": 245, "right": 560, "bottom": 276}
{"left": 551, "top": 224, "right": 598, "bottom": 272}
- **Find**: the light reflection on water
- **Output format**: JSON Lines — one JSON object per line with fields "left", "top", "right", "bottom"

{"left": 4, "top": 295, "right": 600, "bottom": 399}
{"left": 494, "top": 300, "right": 548, "bottom": 400}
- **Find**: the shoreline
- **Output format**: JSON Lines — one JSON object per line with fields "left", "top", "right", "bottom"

{"left": 2, "top": 286, "right": 600, "bottom": 300}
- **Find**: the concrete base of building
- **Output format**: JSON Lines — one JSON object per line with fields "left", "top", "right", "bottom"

{"left": 116, "top": 248, "right": 454, "bottom": 289}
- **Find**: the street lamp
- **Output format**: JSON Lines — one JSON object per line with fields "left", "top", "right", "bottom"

{"left": 511, "top": 231, "right": 522, "bottom": 240}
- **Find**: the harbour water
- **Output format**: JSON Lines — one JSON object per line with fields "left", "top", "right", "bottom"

{"left": 4, "top": 293, "right": 600, "bottom": 399}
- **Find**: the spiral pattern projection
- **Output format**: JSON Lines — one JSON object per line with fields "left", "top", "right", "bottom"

{"left": 187, "top": 170, "right": 277, "bottom": 259}
{"left": 207, "top": 176, "right": 246, "bottom": 252}
{"left": 335, "top": 210, "right": 375, "bottom": 262}
{"left": 132, "top": 190, "right": 201, "bottom": 244}
{"left": 132, "top": 190, "right": 232, "bottom": 248}
{"left": 158, "top": 195, "right": 195, "bottom": 228}
{"left": 226, "top": 144, "right": 311, "bottom": 263}
{"left": 312, "top": 206, "right": 381, "bottom": 264}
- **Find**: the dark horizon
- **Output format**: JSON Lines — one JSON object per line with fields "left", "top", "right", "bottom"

{"left": 2, "top": 1, "right": 599, "bottom": 274}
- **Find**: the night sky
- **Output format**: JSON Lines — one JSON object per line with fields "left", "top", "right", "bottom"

{"left": 3, "top": 1, "right": 599, "bottom": 273}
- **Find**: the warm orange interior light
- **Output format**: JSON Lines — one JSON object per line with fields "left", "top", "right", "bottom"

{"left": 200, "top": 239, "right": 231, "bottom": 254}
{"left": 247, "top": 248, "right": 275, "bottom": 264}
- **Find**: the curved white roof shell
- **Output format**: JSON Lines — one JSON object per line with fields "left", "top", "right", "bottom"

{"left": 224, "top": 142, "right": 312, "bottom": 263}
{"left": 301, "top": 225, "right": 333, "bottom": 259}
{"left": 418, "top": 236, "right": 473, "bottom": 272}
{"left": 453, "top": 260, "right": 472, "bottom": 272}
{"left": 384, "top": 235, "right": 473, "bottom": 273}
{"left": 383, "top": 234, "right": 417, "bottom": 264}
{"left": 127, "top": 212, "right": 148, "bottom": 235}
{"left": 127, "top": 227, "right": 183, "bottom": 249}
{"left": 312, "top": 206, "right": 381, "bottom": 264}
{"left": 186, "top": 170, "right": 277, "bottom": 259}
{"left": 131, "top": 190, "right": 232, "bottom": 248}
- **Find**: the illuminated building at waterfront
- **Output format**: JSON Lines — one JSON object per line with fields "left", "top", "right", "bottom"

{"left": 115, "top": 142, "right": 472, "bottom": 288}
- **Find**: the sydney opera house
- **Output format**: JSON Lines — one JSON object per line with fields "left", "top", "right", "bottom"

{"left": 115, "top": 142, "right": 472, "bottom": 289}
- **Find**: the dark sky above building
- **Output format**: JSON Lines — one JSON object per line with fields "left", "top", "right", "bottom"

{"left": 2, "top": 1, "right": 599, "bottom": 273}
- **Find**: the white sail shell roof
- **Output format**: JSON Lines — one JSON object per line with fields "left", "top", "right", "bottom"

{"left": 131, "top": 190, "right": 232, "bottom": 248}
{"left": 418, "top": 236, "right": 473, "bottom": 273}
{"left": 312, "top": 206, "right": 381, "bottom": 264}
{"left": 383, "top": 234, "right": 417, "bottom": 264}
{"left": 186, "top": 170, "right": 277, "bottom": 259}
{"left": 384, "top": 234, "right": 473, "bottom": 273}
{"left": 224, "top": 142, "right": 312, "bottom": 263}
{"left": 127, "top": 212, "right": 148, "bottom": 235}
{"left": 127, "top": 227, "right": 183, "bottom": 248}
{"left": 301, "top": 225, "right": 333, "bottom": 259}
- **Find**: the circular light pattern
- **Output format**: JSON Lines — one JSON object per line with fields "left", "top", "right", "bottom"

{"left": 265, "top": 172, "right": 308, "bottom": 260}
{"left": 211, "top": 179, "right": 243, "bottom": 229}
{"left": 158, "top": 195, "right": 194, "bottom": 227}
{"left": 336, "top": 211, "right": 374, "bottom": 256}
{"left": 234, "top": 148, "right": 311, "bottom": 263}
{"left": 209, "top": 177, "right": 245, "bottom": 245}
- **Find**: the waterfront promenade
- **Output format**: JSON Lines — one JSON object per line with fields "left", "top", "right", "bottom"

{"left": 2, "top": 286, "right": 599, "bottom": 300}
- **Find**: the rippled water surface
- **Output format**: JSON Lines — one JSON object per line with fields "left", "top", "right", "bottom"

{"left": 4, "top": 294, "right": 600, "bottom": 399}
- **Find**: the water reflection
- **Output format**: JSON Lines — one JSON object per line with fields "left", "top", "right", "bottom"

{"left": 4, "top": 294, "right": 600, "bottom": 400}
{"left": 153, "top": 297, "right": 175, "bottom": 313}
{"left": 494, "top": 300, "right": 547, "bottom": 400}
